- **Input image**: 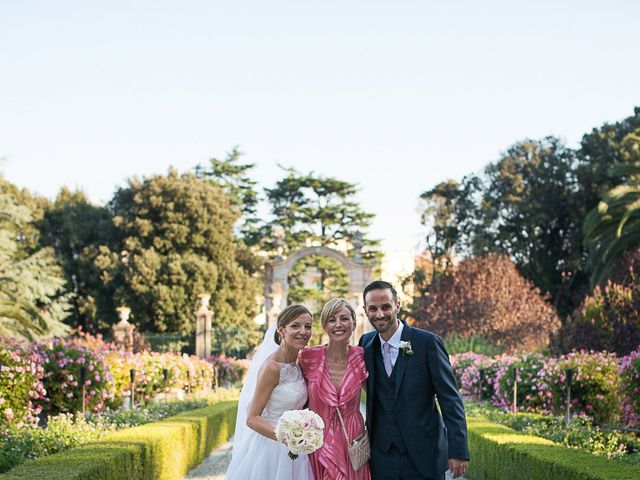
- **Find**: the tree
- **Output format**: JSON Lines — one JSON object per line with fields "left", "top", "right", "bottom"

{"left": 287, "top": 254, "right": 349, "bottom": 344}
{"left": 195, "top": 147, "right": 262, "bottom": 246}
{"left": 419, "top": 254, "right": 560, "bottom": 352}
{"left": 95, "top": 169, "right": 262, "bottom": 352}
{"left": 583, "top": 164, "right": 640, "bottom": 285}
{"left": 264, "top": 168, "right": 378, "bottom": 256}
{"left": 37, "top": 188, "right": 116, "bottom": 332}
{"left": 0, "top": 177, "right": 71, "bottom": 339}
{"left": 577, "top": 106, "right": 640, "bottom": 209}
{"left": 469, "top": 138, "right": 589, "bottom": 317}
{"left": 263, "top": 168, "right": 379, "bottom": 320}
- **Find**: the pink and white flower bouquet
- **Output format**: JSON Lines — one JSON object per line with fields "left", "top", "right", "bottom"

{"left": 275, "top": 408, "right": 324, "bottom": 460}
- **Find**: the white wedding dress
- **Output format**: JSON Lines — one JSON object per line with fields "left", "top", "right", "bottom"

{"left": 226, "top": 330, "right": 314, "bottom": 479}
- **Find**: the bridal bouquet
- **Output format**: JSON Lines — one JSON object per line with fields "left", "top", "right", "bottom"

{"left": 275, "top": 409, "right": 325, "bottom": 460}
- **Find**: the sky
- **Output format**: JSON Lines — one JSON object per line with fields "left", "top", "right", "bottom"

{"left": 1, "top": 1, "right": 639, "bottom": 269}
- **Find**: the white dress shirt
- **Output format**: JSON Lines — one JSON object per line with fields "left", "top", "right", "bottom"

{"left": 379, "top": 321, "right": 404, "bottom": 370}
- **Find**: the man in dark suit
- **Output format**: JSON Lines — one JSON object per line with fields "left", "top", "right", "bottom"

{"left": 358, "top": 280, "right": 469, "bottom": 480}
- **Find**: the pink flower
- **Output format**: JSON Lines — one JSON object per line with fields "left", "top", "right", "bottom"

{"left": 4, "top": 408, "right": 14, "bottom": 421}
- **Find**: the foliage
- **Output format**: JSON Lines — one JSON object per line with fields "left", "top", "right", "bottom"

{"left": 466, "top": 403, "right": 638, "bottom": 479}
{"left": 584, "top": 161, "right": 640, "bottom": 284}
{"left": 619, "top": 348, "right": 640, "bottom": 428}
{"left": 0, "top": 413, "right": 114, "bottom": 473}
{"left": 207, "top": 354, "right": 249, "bottom": 387}
{"left": 94, "top": 169, "right": 261, "bottom": 352}
{"left": 0, "top": 395, "right": 238, "bottom": 475}
{"left": 444, "top": 332, "right": 503, "bottom": 356}
{"left": 263, "top": 167, "right": 379, "bottom": 257}
{"left": 33, "top": 337, "right": 115, "bottom": 415}
{"left": 492, "top": 353, "right": 552, "bottom": 413}
{"left": 548, "top": 351, "right": 621, "bottom": 424}
{"left": 419, "top": 177, "right": 480, "bottom": 274}
{"left": 194, "top": 147, "right": 261, "bottom": 245}
{"left": 552, "top": 278, "right": 640, "bottom": 355}
{"left": 0, "top": 340, "right": 45, "bottom": 428}
{"left": 104, "top": 350, "right": 215, "bottom": 408}
{"left": 0, "top": 400, "right": 238, "bottom": 480}
{"left": 420, "top": 254, "right": 560, "bottom": 352}
{"left": 0, "top": 178, "right": 72, "bottom": 340}
{"left": 37, "top": 188, "right": 116, "bottom": 333}
{"left": 287, "top": 254, "right": 349, "bottom": 344}
{"left": 449, "top": 352, "right": 498, "bottom": 400}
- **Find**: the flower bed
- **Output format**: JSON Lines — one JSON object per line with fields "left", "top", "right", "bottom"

{"left": 451, "top": 349, "right": 637, "bottom": 426}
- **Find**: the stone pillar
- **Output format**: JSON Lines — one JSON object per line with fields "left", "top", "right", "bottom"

{"left": 112, "top": 307, "right": 135, "bottom": 352}
{"left": 195, "top": 294, "right": 213, "bottom": 359}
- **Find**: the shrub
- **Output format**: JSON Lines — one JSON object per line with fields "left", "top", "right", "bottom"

{"left": 419, "top": 254, "right": 560, "bottom": 352}
{"left": 548, "top": 351, "right": 621, "bottom": 424}
{"left": 553, "top": 280, "right": 640, "bottom": 356}
{"left": 492, "top": 353, "right": 553, "bottom": 413}
{"left": 619, "top": 348, "right": 640, "bottom": 428}
{"left": 0, "top": 339, "right": 45, "bottom": 428}
{"left": 451, "top": 353, "right": 497, "bottom": 400}
{"left": 207, "top": 353, "right": 249, "bottom": 386}
{"left": 33, "top": 337, "right": 115, "bottom": 415}
{"left": 445, "top": 332, "right": 504, "bottom": 356}
{"left": 0, "top": 400, "right": 238, "bottom": 480}
{"left": 0, "top": 413, "right": 113, "bottom": 473}
{"left": 466, "top": 416, "right": 640, "bottom": 480}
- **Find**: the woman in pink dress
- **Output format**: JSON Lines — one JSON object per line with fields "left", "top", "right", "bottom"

{"left": 299, "top": 298, "right": 371, "bottom": 480}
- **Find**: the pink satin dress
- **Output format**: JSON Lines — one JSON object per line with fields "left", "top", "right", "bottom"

{"left": 299, "top": 345, "right": 371, "bottom": 480}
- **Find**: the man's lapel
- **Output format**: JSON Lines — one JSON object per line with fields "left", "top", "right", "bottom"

{"left": 394, "top": 323, "right": 413, "bottom": 399}
{"left": 363, "top": 333, "right": 377, "bottom": 388}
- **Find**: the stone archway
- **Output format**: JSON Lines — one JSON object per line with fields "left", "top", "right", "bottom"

{"left": 264, "top": 246, "right": 376, "bottom": 340}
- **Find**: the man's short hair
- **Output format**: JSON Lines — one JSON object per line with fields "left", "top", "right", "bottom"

{"left": 363, "top": 280, "right": 398, "bottom": 304}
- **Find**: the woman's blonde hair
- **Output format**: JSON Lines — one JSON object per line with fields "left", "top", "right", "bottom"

{"left": 320, "top": 298, "right": 356, "bottom": 327}
{"left": 274, "top": 304, "right": 312, "bottom": 345}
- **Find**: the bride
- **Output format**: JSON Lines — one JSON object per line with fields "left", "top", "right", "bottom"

{"left": 225, "top": 304, "right": 315, "bottom": 480}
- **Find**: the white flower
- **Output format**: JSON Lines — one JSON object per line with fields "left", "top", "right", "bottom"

{"left": 399, "top": 341, "right": 414, "bottom": 356}
{"left": 275, "top": 409, "right": 325, "bottom": 459}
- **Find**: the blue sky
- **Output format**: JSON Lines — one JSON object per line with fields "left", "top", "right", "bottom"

{"left": 1, "top": 0, "right": 639, "bottom": 255}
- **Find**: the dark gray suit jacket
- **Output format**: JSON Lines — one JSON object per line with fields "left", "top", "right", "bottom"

{"left": 358, "top": 322, "right": 469, "bottom": 478}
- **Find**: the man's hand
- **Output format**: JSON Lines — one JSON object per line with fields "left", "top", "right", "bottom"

{"left": 449, "top": 458, "right": 469, "bottom": 479}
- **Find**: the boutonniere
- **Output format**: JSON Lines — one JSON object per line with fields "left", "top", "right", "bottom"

{"left": 399, "top": 341, "right": 414, "bottom": 356}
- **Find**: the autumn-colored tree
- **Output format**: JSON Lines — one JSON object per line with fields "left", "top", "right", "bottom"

{"left": 418, "top": 253, "right": 560, "bottom": 352}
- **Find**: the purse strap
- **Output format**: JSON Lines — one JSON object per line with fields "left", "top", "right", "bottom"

{"left": 335, "top": 406, "right": 352, "bottom": 444}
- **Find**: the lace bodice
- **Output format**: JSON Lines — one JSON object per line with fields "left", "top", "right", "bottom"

{"left": 261, "top": 362, "right": 308, "bottom": 426}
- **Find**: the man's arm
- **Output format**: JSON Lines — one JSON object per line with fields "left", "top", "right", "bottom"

{"left": 426, "top": 333, "right": 470, "bottom": 462}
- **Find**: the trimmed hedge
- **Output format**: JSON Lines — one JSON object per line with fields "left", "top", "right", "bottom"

{"left": 467, "top": 417, "right": 640, "bottom": 480}
{"left": 0, "top": 400, "right": 237, "bottom": 480}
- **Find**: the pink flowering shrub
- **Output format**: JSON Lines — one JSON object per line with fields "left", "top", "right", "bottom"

{"left": 450, "top": 353, "right": 497, "bottom": 400}
{"left": 208, "top": 353, "right": 249, "bottom": 386}
{"left": 619, "top": 348, "right": 640, "bottom": 427}
{"left": 492, "top": 353, "right": 554, "bottom": 413}
{"left": 104, "top": 351, "right": 214, "bottom": 407}
{"left": 0, "top": 339, "right": 46, "bottom": 428}
{"left": 33, "top": 337, "right": 115, "bottom": 415}
{"left": 547, "top": 351, "right": 620, "bottom": 424}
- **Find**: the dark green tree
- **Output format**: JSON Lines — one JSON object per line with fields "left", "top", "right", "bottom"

{"left": 263, "top": 168, "right": 379, "bottom": 314}
{"left": 470, "top": 137, "right": 589, "bottom": 316}
{"left": 264, "top": 167, "right": 378, "bottom": 256}
{"left": 584, "top": 163, "right": 640, "bottom": 284}
{"left": 37, "top": 188, "right": 116, "bottom": 332}
{"left": 96, "top": 169, "right": 261, "bottom": 352}
{"left": 577, "top": 106, "right": 640, "bottom": 209}
{"left": 0, "top": 177, "right": 71, "bottom": 339}
{"left": 287, "top": 254, "right": 349, "bottom": 344}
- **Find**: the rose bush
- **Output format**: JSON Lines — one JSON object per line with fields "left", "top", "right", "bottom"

{"left": 0, "top": 339, "right": 45, "bottom": 429}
